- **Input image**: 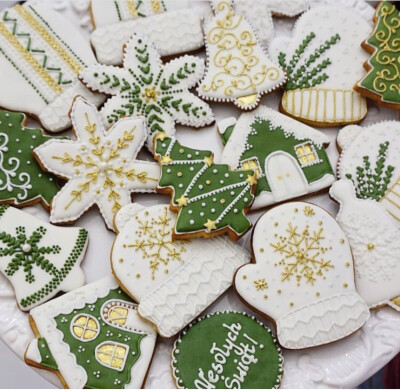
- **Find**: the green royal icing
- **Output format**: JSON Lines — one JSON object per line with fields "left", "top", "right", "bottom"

{"left": 359, "top": 2, "right": 400, "bottom": 105}
{"left": 55, "top": 288, "right": 145, "bottom": 389}
{"left": 154, "top": 136, "right": 254, "bottom": 236}
{"left": 0, "top": 110, "right": 60, "bottom": 207}
{"left": 172, "top": 311, "right": 283, "bottom": 389}
{"left": 37, "top": 337, "right": 58, "bottom": 370}
{"left": 238, "top": 118, "right": 334, "bottom": 197}
{"left": 345, "top": 141, "right": 394, "bottom": 201}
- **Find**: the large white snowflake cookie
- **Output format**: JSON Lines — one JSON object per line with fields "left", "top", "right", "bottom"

{"left": 218, "top": 106, "right": 335, "bottom": 209}
{"left": 0, "top": 2, "right": 103, "bottom": 132}
{"left": 34, "top": 96, "right": 160, "bottom": 231}
{"left": 337, "top": 121, "right": 400, "bottom": 226}
{"left": 330, "top": 179, "right": 400, "bottom": 311}
{"left": 0, "top": 205, "right": 88, "bottom": 311}
{"left": 235, "top": 201, "right": 370, "bottom": 349}
{"left": 111, "top": 203, "right": 250, "bottom": 338}
{"left": 269, "top": 5, "right": 370, "bottom": 126}
{"left": 80, "top": 34, "right": 214, "bottom": 152}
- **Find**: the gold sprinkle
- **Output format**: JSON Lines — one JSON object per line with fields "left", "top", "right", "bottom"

{"left": 290, "top": 302, "right": 294, "bottom": 307}
{"left": 177, "top": 172, "right": 183, "bottom": 177}
{"left": 119, "top": 258, "right": 124, "bottom": 263}
{"left": 179, "top": 148, "right": 184, "bottom": 153}
{"left": 136, "top": 273, "right": 141, "bottom": 278}
{"left": 274, "top": 222, "right": 278, "bottom": 227}
{"left": 345, "top": 262, "right": 350, "bottom": 267}
{"left": 367, "top": 243, "right": 375, "bottom": 250}
{"left": 206, "top": 180, "right": 211, "bottom": 185}
{"left": 220, "top": 199, "right": 225, "bottom": 204}
{"left": 145, "top": 211, "right": 149, "bottom": 216}
{"left": 316, "top": 292, "right": 320, "bottom": 297}
{"left": 259, "top": 248, "right": 264, "bottom": 253}
{"left": 343, "top": 283, "right": 348, "bottom": 288}
{"left": 242, "top": 275, "right": 247, "bottom": 280}
{"left": 294, "top": 208, "right": 298, "bottom": 213}
{"left": 164, "top": 269, "right": 169, "bottom": 274}
{"left": 340, "top": 238, "right": 345, "bottom": 244}
{"left": 263, "top": 294, "right": 268, "bottom": 299}
{"left": 277, "top": 289, "right": 281, "bottom": 294}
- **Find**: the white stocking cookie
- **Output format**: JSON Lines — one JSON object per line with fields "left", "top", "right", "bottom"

{"left": 80, "top": 34, "right": 214, "bottom": 151}
{"left": 337, "top": 121, "right": 400, "bottom": 226}
{"left": 0, "top": 3, "right": 103, "bottom": 132}
{"left": 25, "top": 276, "right": 157, "bottom": 389}
{"left": 0, "top": 205, "right": 88, "bottom": 311}
{"left": 197, "top": 0, "right": 286, "bottom": 111}
{"left": 111, "top": 203, "right": 250, "bottom": 338}
{"left": 235, "top": 202, "right": 370, "bottom": 349}
{"left": 330, "top": 179, "right": 400, "bottom": 311}
{"left": 269, "top": 5, "right": 370, "bottom": 126}
{"left": 218, "top": 106, "right": 335, "bottom": 209}
{"left": 34, "top": 96, "right": 160, "bottom": 231}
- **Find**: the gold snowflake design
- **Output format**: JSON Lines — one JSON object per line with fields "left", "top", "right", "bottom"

{"left": 254, "top": 278, "right": 268, "bottom": 291}
{"left": 271, "top": 222, "right": 334, "bottom": 286}
{"left": 126, "top": 208, "right": 190, "bottom": 279}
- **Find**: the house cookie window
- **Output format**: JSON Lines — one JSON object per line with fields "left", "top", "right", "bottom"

{"left": 95, "top": 342, "right": 129, "bottom": 371}
{"left": 295, "top": 142, "right": 320, "bottom": 167}
{"left": 71, "top": 314, "right": 100, "bottom": 342}
{"left": 102, "top": 300, "right": 133, "bottom": 327}
{"left": 241, "top": 158, "right": 261, "bottom": 178}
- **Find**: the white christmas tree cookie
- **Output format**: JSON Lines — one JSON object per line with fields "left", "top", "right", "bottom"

{"left": 34, "top": 96, "right": 160, "bottom": 231}
{"left": 218, "top": 106, "right": 335, "bottom": 209}
{"left": 25, "top": 276, "right": 157, "bottom": 389}
{"left": 235, "top": 201, "right": 370, "bottom": 349}
{"left": 0, "top": 205, "right": 88, "bottom": 311}
{"left": 0, "top": 3, "right": 103, "bottom": 132}
{"left": 80, "top": 34, "right": 214, "bottom": 151}
{"left": 269, "top": 6, "right": 370, "bottom": 126}
{"left": 337, "top": 121, "right": 400, "bottom": 226}
{"left": 330, "top": 179, "right": 400, "bottom": 311}
{"left": 111, "top": 203, "right": 250, "bottom": 338}
{"left": 233, "top": 0, "right": 309, "bottom": 45}
{"left": 197, "top": 0, "right": 286, "bottom": 111}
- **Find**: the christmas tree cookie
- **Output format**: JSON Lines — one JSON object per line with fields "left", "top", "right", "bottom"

{"left": 336, "top": 121, "right": 400, "bottom": 226}
{"left": 0, "top": 205, "right": 88, "bottom": 311}
{"left": 80, "top": 34, "right": 214, "bottom": 151}
{"left": 171, "top": 311, "right": 283, "bottom": 389}
{"left": 25, "top": 276, "right": 157, "bottom": 389}
{"left": 196, "top": 0, "right": 286, "bottom": 111}
{"left": 330, "top": 179, "right": 400, "bottom": 312}
{"left": 218, "top": 106, "right": 335, "bottom": 209}
{"left": 0, "top": 110, "right": 60, "bottom": 209}
{"left": 111, "top": 203, "right": 250, "bottom": 338}
{"left": 34, "top": 96, "right": 160, "bottom": 231}
{"left": 0, "top": 3, "right": 103, "bottom": 132}
{"left": 235, "top": 202, "right": 370, "bottom": 349}
{"left": 269, "top": 6, "right": 370, "bottom": 126}
{"left": 356, "top": 2, "right": 400, "bottom": 110}
{"left": 153, "top": 134, "right": 256, "bottom": 240}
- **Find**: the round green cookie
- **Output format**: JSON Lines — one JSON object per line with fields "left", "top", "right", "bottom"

{"left": 171, "top": 311, "right": 283, "bottom": 389}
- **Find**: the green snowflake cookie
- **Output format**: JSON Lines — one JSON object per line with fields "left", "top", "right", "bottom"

{"left": 80, "top": 34, "right": 214, "bottom": 151}
{"left": 153, "top": 134, "right": 256, "bottom": 240}
{"left": 171, "top": 311, "right": 283, "bottom": 389}
{"left": 0, "top": 110, "right": 60, "bottom": 208}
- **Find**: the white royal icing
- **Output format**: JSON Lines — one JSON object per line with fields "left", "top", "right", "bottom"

{"left": 34, "top": 96, "right": 160, "bottom": 231}
{"left": 330, "top": 179, "right": 400, "bottom": 311}
{"left": 111, "top": 203, "right": 251, "bottom": 337}
{"left": 0, "top": 205, "right": 88, "bottom": 311}
{"left": 235, "top": 201, "right": 370, "bottom": 349}
{"left": 269, "top": 5, "right": 370, "bottom": 125}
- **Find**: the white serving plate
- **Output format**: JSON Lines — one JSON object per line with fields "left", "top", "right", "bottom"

{"left": 1, "top": 0, "right": 400, "bottom": 388}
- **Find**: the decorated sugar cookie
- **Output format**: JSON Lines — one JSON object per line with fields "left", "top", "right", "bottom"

{"left": 356, "top": 2, "right": 400, "bottom": 110}
{"left": 80, "top": 34, "right": 214, "bottom": 151}
{"left": 153, "top": 134, "right": 256, "bottom": 240}
{"left": 111, "top": 204, "right": 250, "bottom": 338}
{"left": 25, "top": 276, "right": 157, "bottom": 389}
{"left": 171, "top": 311, "right": 283, "bottom": 389}
{"left": 0, "top": 205, "right": 88, "bottom": 311}
{"left": 330, "top": 179, "right": 400, "bottom": 311}
{"left": 269, "top": 6, "right": 370, "bottom": 126}
{"left": 34, "top": 96, "right": 160, "bottom": 231}
{"left": 233, "top": 0, "right": 309, "bottom": 45}
{"left": 0, "top": 110, "right": 60, "bottom": 209}
{"left": 197, "top": 0, "right": 286, "bottom": 111}
{"left": 235, "top": 202, "right": 370, "bottom": 349}
{"left": 0, "top": 3, "right": 103, "bottom": 132}
{"left": 218, "top": 106, "right": 335, "bottom": 209}
{"left": 337, "top": 121, "right": 400, "bottom": 225}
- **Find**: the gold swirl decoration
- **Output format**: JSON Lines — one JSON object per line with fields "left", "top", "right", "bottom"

{"left": 201, "top": 1, "right": 279, "bottom": 97}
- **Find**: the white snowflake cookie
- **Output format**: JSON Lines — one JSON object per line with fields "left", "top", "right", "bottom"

{"left": 0, "top": 205, "right": 88, "bottom": 311}
{"left": 235, "top": 201, "right": 370, "bottom": 349}
{"left": 33, "top": 96, "right": 160, "bottom": 231}
{"left": 111, "top": 203, "right": 250, "bottom": 337}
{"left": 330, "top": 179, "right": 400, "bottom": 311}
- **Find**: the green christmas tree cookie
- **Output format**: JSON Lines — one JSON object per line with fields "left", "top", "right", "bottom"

{"left": 153, "top": 133, "right": 256, "bottom": 240}
{"left": 0, "top": 110, "right": 60, "bottom": 209}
